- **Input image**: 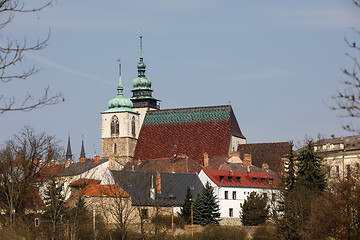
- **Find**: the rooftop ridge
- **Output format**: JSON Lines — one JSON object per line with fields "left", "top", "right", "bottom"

{"left": 143, "top": 105, "right": 231, "bottom": 126}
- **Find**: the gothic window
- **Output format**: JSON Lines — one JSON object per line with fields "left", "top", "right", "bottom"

{"left": 114, "top": 143, "right": 117, "bottom": 154}
{"left": 111, "top": 115, "right": 119, "bottom": 137}
{"left": 131, "top": 116, "right": 136, "bottom": 137}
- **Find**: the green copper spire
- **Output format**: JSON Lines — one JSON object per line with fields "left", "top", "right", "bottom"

{"left": 103, "top": 60, "right": 138, "bottom": 114}
{"left": 131, "top": 33, "right": 160, "bottom": 109}
{"left": 117, "top": 60, "right": 124, "bottom": 96}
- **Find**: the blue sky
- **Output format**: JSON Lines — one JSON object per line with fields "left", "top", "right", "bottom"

{"left": 1, "top": 0, "right": 360, "bottom": 158}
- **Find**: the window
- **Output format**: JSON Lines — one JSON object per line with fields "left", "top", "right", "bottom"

{"left": 228, "top": 177, "right": 232, "bottom": 182}
{"left": 229, "top": 208, "right": 233, "bottom": 217}
{"left": 269, "top": 179, "right": 273, "bottom": 184}
{"left": 232, "top": 191, "right": 236, "bottom": 200}
{"left": 236, "top": 177, "right": 240, "bottom": 182}
{"left": 261, "top": 178, "right": 265, "bottom": 184}
{"left": 114, "top": 143, "right": 117, "bottom": 154}
{"left": 131, "top": 116, "right": 136, "bottom": 137}
{"left": 225, "top": 191, "right": 228, "bottom": 199}
{"left": 111, "top": 115, "right": 119, "bottom": 137}
{"left": 220, "top": 176, "right": 224, "bottom": 182}
{"left": 252, "top": 178, "right": 257, "bottom": 183}
{"left": 141, "top": 209, "right": 148, "bottom": 219}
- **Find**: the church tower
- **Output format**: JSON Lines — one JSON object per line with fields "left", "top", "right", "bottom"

{"left": 65, "top": 134, "right": 73, "bottom": 168}
{"left": 131, "top": 34, "right": 160, "bottom": 126}
{"left": 101, "top": 61, "right": 140, "bottom": 166}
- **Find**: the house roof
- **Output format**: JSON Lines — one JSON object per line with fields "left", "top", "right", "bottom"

{"left": 238, "top": 142, "right": 290, "bottom": 172}
{"left": 122, "top": 154, "right": 203, "bottom": 173}
{"left": 134, "top": 105, "right": 245, "bottom": 165}
{"left": 65, "top": 184, "right": 128, "bottom": 207}
{"left": 110, "top": 171, "right": 203, "bottom": 207}
{"left": 58, "top": 159, "right": 108, "bottom": 177}
{"left": 202, "top": 169, "right": 279, "bottom": 189}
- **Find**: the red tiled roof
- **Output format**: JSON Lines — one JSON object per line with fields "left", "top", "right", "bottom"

{"left": 134, "top": 105, "right": 245, "bottom": 165}
{"left": 70, "top": 179, "right": 101, "bottom": 187}
{"left": 202, "top": 169, "right": 279, "bottom": 189}
{"left": 238, "top": 142, "right": 290, "bottom": 172}
{"left": 65, "top": 184, "right": 129, "bottom": 207}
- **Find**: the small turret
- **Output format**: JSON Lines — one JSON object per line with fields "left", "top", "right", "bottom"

{"left": 65, "top": 133, "right": 73, "bottom": 168}
{"left": 80, "top": 136, "right": 86, "bottom": 163}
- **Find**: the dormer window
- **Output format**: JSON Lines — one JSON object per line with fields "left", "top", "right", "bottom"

{"left": 261, "top": 178, "right": 265, "bottom": 184}
{"left": 252, "top": 178, "right": 257, "bottom": 183}
{"left": 236, "top": 177, "right": 240, "bottom": 182}
{"left": 228, "top": 177, "right": 232, "bottom": 182}
{"left": 220, "top": 176, "right": 224, "bottom": 182}
{"left": 269, "top": 178, "right": 273, "bottom": 184}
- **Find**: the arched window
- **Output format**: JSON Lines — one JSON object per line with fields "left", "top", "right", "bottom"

{"left": 114, "top": 143, "right": 117, "bottom": 154}
{"left": 131, "top": 116, "right": 136, "bottom": 137}
{"left": 111, "top": 115, "right": 119, "bottom": 137}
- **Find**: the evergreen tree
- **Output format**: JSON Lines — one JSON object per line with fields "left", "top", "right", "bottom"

{"left": 240, "top": 192, "right": 269, "bottom": 226}
{"left": 43, "top": 178, "right": 67, "bottom": 240}
{"left": 296, "top": 140, "right": 326, "bottom": 192}
{"left": 179, "top": 186, "right": 192, "bottom": 224}
{"left": 193, "top": 182, "right": 220, "bottom": 226}
{"left": 284, "top": 141, "right": 296, "bottom": 193}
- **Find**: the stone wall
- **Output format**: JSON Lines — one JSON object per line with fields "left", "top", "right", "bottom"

{"left": 101, "top": 137, "right": 137, "bottom": 165}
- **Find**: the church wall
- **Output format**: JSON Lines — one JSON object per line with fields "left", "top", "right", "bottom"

{"left": 101, "top": 137, "right": 137, "bottom": 165}
{"left": 133, "top": 107, "right": 157, "bottom": 128}
{"left": 229, "top": 135, "right": 247, "bottom": 152}
{"left": 101, "top": 112, "right": 140, "bottom": 139}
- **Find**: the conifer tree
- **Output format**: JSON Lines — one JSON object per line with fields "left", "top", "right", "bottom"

{"left": 193, "top": 182, "right": 220, "bottom": 226}
{"left": 241, "top": 192, "right": 269, "bottom": 226}
{"left": 296, "top": 140, "right": 326, "bottom": 192}
{"left": 179, "top": 186, "right": 192, "bottom": 224}
{"left": 44, "top": 178, "right": 67, "bottom": 240}
{"left": 284, "top": 141, "right": 296, "bottom": 193}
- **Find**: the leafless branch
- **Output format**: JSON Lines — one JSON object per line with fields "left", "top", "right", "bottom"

{"left": 0, "top": 0, "right": 63, "bottom": 114}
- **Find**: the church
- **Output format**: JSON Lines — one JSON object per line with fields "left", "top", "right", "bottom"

{"left": 100, "top": 34, "right": 249, "bottom": 170}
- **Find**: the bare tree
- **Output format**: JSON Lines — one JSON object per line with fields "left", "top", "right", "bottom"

{"left": 331, "top": 0, "right": 360, "bottom": 132}
{"left": 0, "top": 0, "right": 62, "bottom": 113}
{"left": 0, "top": 126, "right": 62, "bottom": 226}
{"left": 99, "top": 183, "right": 134, "bottom": 240}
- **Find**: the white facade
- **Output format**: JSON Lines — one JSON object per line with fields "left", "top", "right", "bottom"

{"left": 198, "top": 170, "right": 279, "bottom": 219}
{"left": 101, "top": 111, "right": 140, "bottom": 139}
{"left": 229, "top": 136, "right": 247, "bottom": 152}
{"left": 133, "top": 107, "right": 158, "bottom": 128}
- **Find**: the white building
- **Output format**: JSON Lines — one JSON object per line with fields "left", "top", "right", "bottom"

{"left": 198, "top": 169, "right": 280, "bottom": 224}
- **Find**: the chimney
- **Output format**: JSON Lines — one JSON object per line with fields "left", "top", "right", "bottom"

{"left": 94, "top": 155, "right": 100, "bottom": 164}
{"left": 228, "top": 151, "right": 240, "bottom": 158}
{"left": 243, "top": 154, "right": 252, "bottom": 168}
{"left": 155, "top": 173, "right": 161, "bottom": 193}
{"left": 80, "top": 157, "right": 86, "bottom": 163}
{"left": 262, "top": 162, "right": 269, "bottom": 171}
{"left": 203, "top": 152, "right": 209, "bottom": 168}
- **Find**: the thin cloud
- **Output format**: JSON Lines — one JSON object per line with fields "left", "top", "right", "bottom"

{"left": 25, "top": 52, "right": 115, "bottom": 86}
